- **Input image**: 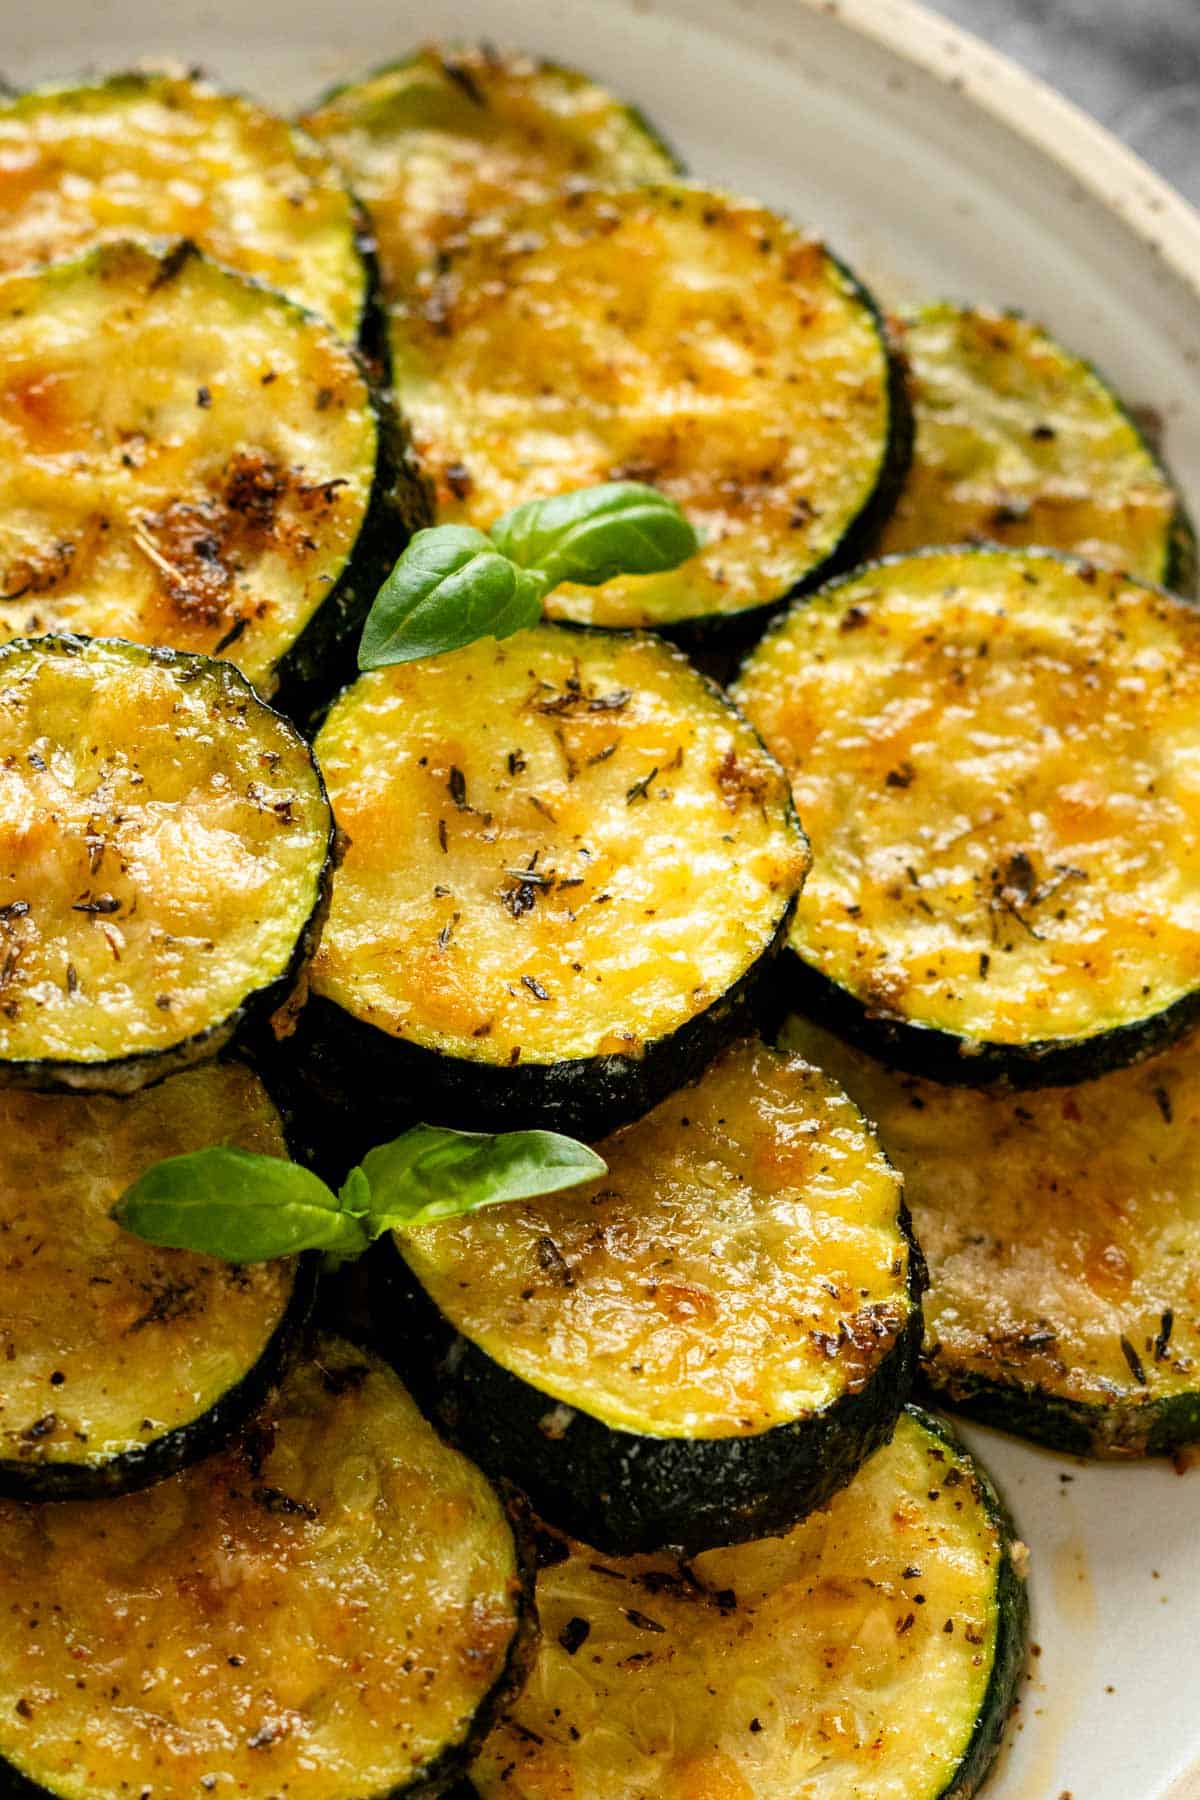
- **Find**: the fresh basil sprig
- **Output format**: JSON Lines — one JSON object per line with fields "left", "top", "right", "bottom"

{"left": 358, "top": 481, "right": 699, "bottom": 669}
{"left": 112, "top": 1124, "right": 606, "bottom": 1267}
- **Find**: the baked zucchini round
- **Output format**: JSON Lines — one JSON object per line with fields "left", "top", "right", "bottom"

{"left": 0, "top": 1335, "right": 532, "bottom": 1800}
{"left": 881, "top": 302, "right": 1196, "bottom": 592}
{"left": 470, "top": 1407, "right": 1029, "bottom": 1800}
{"left": 0, "top": 239, "right": 428, "bottom": 707}
{"left": 301, "top": 41, "right": 679, "bottom": 300}
{"left": 387, "top": 182, "right": 909, "bottom": 643}
{"left": 377, "top": 1038, "right": 922, "bottom": 1554}
{"left": 0, "top": 68, "right": 369, "bottom": 340}
{"left": 0, "top": 635, "right": 333, "bottom": 1094}
{"left": 734, "top": 547, "right": 1200, "bottom": 1086}
{"left": 786, "top": 1014, "right": 1200, "bottom": 1458}
{"left": 0, "top": 1062, "right": 314, "bottom": 1500}
{"left": 306, "top": 624, "right": 808, "bottom": 1138}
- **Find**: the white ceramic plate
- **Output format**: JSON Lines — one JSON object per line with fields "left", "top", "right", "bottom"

{"left": 8, "top": 1, "right": 1200, "bottom": 1793}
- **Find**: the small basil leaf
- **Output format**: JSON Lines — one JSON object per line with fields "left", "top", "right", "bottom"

{"left": 112, "top": 1147, "right": 369, "bottom": 1264}
{"left": 337, "top": 1164, "right": 373, "bottom": 1218}
{"left": 358, "top": 525, "right": 546, "bottom": 669}
{"left": 489, "top": 482, "right": 699, "bottom": 588}
{"left": 361, "top": 1124, "right": 606, "bottom": 1232}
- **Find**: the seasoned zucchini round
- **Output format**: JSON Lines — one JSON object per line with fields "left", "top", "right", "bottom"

{"left": 0, "top": 1335, "right": 532, "bottom": 1800}
{"left": 0, "top": 1062, "right": 313, "bottom": 1500}
{"left": 0, "top": 68, "right": 369, "bottom": 340}
{"left": 734, "top": 547, "right": 1200, "bottom": 1086}
{"left": 881, "top": 302, "right": 1196, "bottom": 593}
{"left": 471, "top": 1408, "right": 1028, "bottom": 1800}
{"left": 0, "top": 635, "right": 333, "bottom": 1094}
{"left": 378, "top": 1038, "right": 921, "bottom": 1554}
{"left": 786, "top": 1015, "right": 1200, "bottom": 1459}
{"left": 306, "top": 625, "right": 808, "bottom": 1138}
{"left": 301, "top": 42, "right": 679, "bottom": 300}
{"left": 387, "top": 183, "right": 909, "bottom": 642}
{"left": 0, "top": 240, "right": 428, "bottom": 706}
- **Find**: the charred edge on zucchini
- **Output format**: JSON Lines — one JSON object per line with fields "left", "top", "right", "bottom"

{"left": 468, "top": 1407, "right": 1028, "bottom": 1800}
{"left": 735, "top": 546, "right": 1200, "bottom": 1088}
{"left": 387, "top": 183, "right": 911, "bottom": 647}
{"left": 0, "top": 635, "right": 334, "bottom": 1095}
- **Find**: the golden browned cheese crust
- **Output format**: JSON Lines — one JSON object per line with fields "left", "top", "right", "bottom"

{"left": 0, "top": 242, "right": 376, "bottom": 689}
{"left": 313, "top": 626, "right": 806, "bottom": 1065}
{"left": 734, "top": 549, "right": 1200, "bottom": 1050}
{"left": 0, "top": 1338, "right": 525, "bottom": 1800}
{"left": 0, "top": 1064, "right": 295, "bottom": 1472}
{"left": 399, "top": 1040, "right": 912, "bottom": 1435}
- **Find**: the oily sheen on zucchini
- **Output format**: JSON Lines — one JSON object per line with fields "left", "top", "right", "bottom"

{"left": 472, "top": 1408, "right": 1028, "bottom": 1800}
{"left": 0, "top": 1063, "right": 312, "bottom": 1500}
{"left": 388, "top": 183, "right": 908, "bottom": 640}
{"left": 0, "top": 69, "right": 369, "bottom": 339}
{"left": 881, "top": 303, "right": 1196, "bottom": 592}
{"left": 734, "top": 548, "right": 1200, "bottom": 1086}
{"left": 0, "top": 1336, "right": 531, "bottom": 1800}
{"left": 787, "top": 1016, "right": 1200, "bottom": 1458}
{"left": 0, "top": 240, "right": 427, "bottom": 704}
{"left": 302, "top": 42, "right": 678, "bottom": 299}
{"left": 378, "top": 1039, "right": 922, "bottom": 1554}
{"left": 306, "top": 625, "right": 807, "bottom": 1138}
{"left": 0, "top": 636, "right": 332, "bottom": 1093}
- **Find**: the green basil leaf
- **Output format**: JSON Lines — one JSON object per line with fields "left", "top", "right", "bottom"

{"left": 112, "top": 1147, "right": 369, "bottom": 1264}
{"left": 358, "top": 524, "right": 546, "bottom": 669}
{"left": 489, "top": 482, "right": 699, "bottom": 588}
{"left": 361, "top": 1124, "right": 606, "bottom": 1232}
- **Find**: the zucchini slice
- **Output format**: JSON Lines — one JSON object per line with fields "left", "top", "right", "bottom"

{"left": 378, "top": 1038, "right": 922, "bottom": 1554}
{"left": 786, "top": 1015, "right": 1200, "bottom": 1458}
{"left": 0, "top": 68, "right": 369, "bottom": 340}
{"left": 0, "top": 635, "right": 332, "bottom": 1094}
{"left": 0, "top": 240, "right": 428, "bottom": 706}
{"left": 0, "top": 1062, "right": 313, "bottom": 1500}
{"left": 387, "top": 183, "right": 909, "bottom": 642}
{"left": 0, "top": 1335, "right": 532, "bottom": 1800}
{"left": 306, "top": 624, "right": 808, "bottom": 1139}
{"left": 734, "top": 547, "right": 1200, "bottom": 1086}
{"left": 881, "top": 302, "right": 1196, "bottom": 592}
{"left": 471, "top": 1407, "right": 1028, "bottom": 1800}
{"left": 301, "top": 42, "right": 679, "bottom": 300}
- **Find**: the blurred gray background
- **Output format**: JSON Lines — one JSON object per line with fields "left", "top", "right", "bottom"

{"left": 929, "top": 0, "right": 1200, "bottom": 206}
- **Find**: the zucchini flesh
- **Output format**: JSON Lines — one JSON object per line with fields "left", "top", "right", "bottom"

{"left": 0, "top": 69, "right": 367, "bottom": 339}
{"left": 734, "top": 548, "right": 1200, "bottom": 1084}
{"left": 388, "top": 183, "right": 905, "bottom": 636}
{"left": 312, "top": 624, "right": 805, "bottom": 1071}
{"left": 0, "top": 240, "right": 390, "bottom": 697}
{"left": 301, "top": 42, "right": 678, "bottom": 299}
{"left": 472, "top": 1408, "right": 1028, "bottom": 1800}
{"left": 786, "top": 1015, "right": 1200, "bottom": 1457}
{"left": 0, "top": 1336, "right": 529, "bottom": 1800}
{"left": 0, "top": 1063, "right": 306, "bottom": 1498}
{"left": 881, "top": 303, "right": 1196, "bottom": 592}
{"left": 0, "top": 635, "right": 331, "bottom": 1091}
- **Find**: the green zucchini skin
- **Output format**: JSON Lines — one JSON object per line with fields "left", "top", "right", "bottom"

{"left": 371, "top": 1211, "right": 924, "bottom": 1556}
{"left": 920, "top": 1362, "right": 1200, "bottom": 1462}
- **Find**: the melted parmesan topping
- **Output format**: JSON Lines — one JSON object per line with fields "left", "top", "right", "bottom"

{"left": 302, "top": 42, "right": 676, "bottom": 298}
{"left": 400, "top": 1040, "right": 910, "bottom": 1436}
{"left": 0, "top": 1064, "right": 295, "bottom": 1471}
{"left": 0, "top": 637, "right": 330, "bottom": 1068}
{"left": 312, "top": 626, "right": 806, "bottom": 1064}
{"left": 881, "top": 304, "right": 1185, "bottom": 584}
{"left": 0, "top": 70, "right": 365, "bottom": 337}
{"left": 389, "top": 184, "right": 893, "bottom": 628}
{"left": 0, "top": 1338, "right": 523, "bottom": 1800}
{"left": 788, "top": 1017, "right": 1200, "bottom": 1433}
{"left": 734, "top": 549, "right": 1200, "bottom": 1048}
{"left": 0, "top": 241, "right": 376, "bottom": 690}
{"left": 474, "top": 1411, "right": 1016, "bottom": 1800}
